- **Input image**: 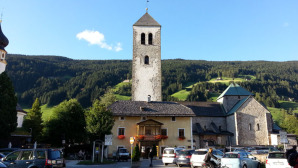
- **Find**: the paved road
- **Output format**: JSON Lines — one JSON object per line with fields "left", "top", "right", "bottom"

{"left": 66, "top": 159, "right": 191, "bottom": 168}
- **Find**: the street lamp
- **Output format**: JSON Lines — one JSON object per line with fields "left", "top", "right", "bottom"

{"left": 130, "top": 137, "right": 135, "bottom": 167}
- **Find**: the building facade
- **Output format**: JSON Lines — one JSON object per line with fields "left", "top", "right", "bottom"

{"left": 0, "top": 20, "right": 9, "bottom": 74}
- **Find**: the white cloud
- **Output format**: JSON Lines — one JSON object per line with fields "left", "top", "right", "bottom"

{"left": 76, "top": 30, "right": 122, "bottom": 52}
{"left": 114, "top": 43, "right": 123, "bottom": 52}
{"left": 282, "top": 22, "right": 289, "bottom": 27}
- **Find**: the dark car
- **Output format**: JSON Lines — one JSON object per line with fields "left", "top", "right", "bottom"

{"left": 0, "top": 162, "right": 6, "bottom": 168}
{"left": 0, "top": 148, "right": 19, "bottom": 156}
{"left": 1, "top": 148, "right": 65, "bottom": 168}
{"left": 0, "top": 153, "right": 5, "bottom": 160}
{"left": 175, "top": 149, "right": 194, "bottom": 167}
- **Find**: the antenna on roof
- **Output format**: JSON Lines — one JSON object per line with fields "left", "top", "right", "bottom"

{"left": 146, "top": 0, "right": 149, "bottom": 13}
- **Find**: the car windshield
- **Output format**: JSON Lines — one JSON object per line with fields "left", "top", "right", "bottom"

{"left": 119, "top": 149, "right": 128, "bottom": 153}
{"left": 49, "top": 150, "right": 62, "bottom": 159}
{"left": 223, "top": 154, "right": 239, "bottom": 158}
{"left": 268, "top": 153, "right": 285, "bottom": 158}
{"left": 193, "top": 150, "right": 207, "bottom": 155}
{"left": 179, "top": 150, "right": 193, "bottom": 155}
{"left": 163, "top": 149, "right": 174, "bottom": 154}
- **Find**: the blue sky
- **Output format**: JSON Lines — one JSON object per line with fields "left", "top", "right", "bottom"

{"left": 1, "top": 0, "right": 297, "bottom": 61}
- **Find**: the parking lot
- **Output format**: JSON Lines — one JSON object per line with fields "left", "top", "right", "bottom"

{"left": 66, "top": 159, "right": 191, "bottom": 168}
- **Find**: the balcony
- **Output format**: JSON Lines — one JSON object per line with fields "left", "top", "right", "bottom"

{"left": 136, "top": 119, "right": 163, "bottom": 142}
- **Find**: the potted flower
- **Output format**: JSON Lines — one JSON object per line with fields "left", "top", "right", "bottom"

{"left": 118, "top": 135, "right": 125, "bottom": 139}
{"left": 178, "top": 136, "right": 185, "bottom": 140}
{"left": 161, "top": 135, "right": 168, "bottom": 139}
{"left": 136, "top": 135, "right": 144, "bottom": 140}
{"left": 155, "top": 135, "right": 162, "bottom": 140}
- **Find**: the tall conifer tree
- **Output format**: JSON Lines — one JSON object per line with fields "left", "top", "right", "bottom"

{"left": 0, "top": 72, "right": 17, "bottom": 138}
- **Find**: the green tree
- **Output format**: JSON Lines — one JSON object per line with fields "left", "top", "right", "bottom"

{"left": 85, "top": 99, "right": 115, "bottom": 140}
{"left": 100, "top": 88, "right": 116, "bottom": 107}
{"left": 0, "top": 72, "right": 18, "bottom": 138}
{"left": 23, "top": 98, "right": 43, "bottom": 141}
{"left": 132, "top": 143, "right": 140, "bottom": 162}
{"left": 43, "top": 99, "right": 86, "bottom": 145}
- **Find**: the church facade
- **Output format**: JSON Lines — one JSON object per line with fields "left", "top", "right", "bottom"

{"left": 108, "top": 12, "right": 295, "bottom": 157}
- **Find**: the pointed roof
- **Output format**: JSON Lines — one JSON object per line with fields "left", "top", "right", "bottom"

{"left": 0, "top": 22, "right": 9, "bottom": 51}
{"left": 217, "top": 83, "right": 253, "bottom": 100}
{"left": 226, "top": 96, "right": 251, "bottom": 115}
{"left": 133, "top": 13, "right": 161, "bottom": 27}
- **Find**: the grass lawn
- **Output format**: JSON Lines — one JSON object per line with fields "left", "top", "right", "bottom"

{"left": 279, "top": 101, "right": 298, "bottom": 113}
{"left": 209, "top": 77, "right": 244, "bottom": 84}
{"left": 171, "top": 89, "right": 190, "bottom": 101}
{"left": 115, "top": 94, "right": 131, "bottom": 100}
{"left": 268, "top": 107, "right": 284, "bottom": 124}
{"left": 113, "top": 81, "right": 131, "bottom": 92}
{"left": 40, "top": 104, "right": 56, "bottom": 122}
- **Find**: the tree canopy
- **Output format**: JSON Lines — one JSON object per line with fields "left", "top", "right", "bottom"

{"left": 0, "top": 72, "right": 18, "bottom": 138}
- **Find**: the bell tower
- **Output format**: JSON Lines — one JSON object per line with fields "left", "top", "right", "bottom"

{"left": 0, "top": 20, "right": 9, "bottom": 74}
{"left": 132, "top": 12, "right": 162, "bottom": 101}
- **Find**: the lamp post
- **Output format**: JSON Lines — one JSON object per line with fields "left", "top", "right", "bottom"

{"left": 130, "top": 137, "right": 135, "bottom": 168}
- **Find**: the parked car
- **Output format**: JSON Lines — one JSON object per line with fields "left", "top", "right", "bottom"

{"left": 190, "top": 148, "right": 223, "bottom": 168}
{"left": 221, "top": 152, "right": 261, "bottom": 168}
{"left": 115, "top": 148, "right": 129, "bottom": 161}
{"left": 0, "top": 148, "right": 19, "bottom": 156}
{"left": 162, "top": 147, "right": 183, "bottom": 166}
{"left": 0, "top": 162, "right": 6, "bottom": 168}
{"left": 0, "top": 153, "right": 5, "bottom": 160}
{"left": 1, "top": 148, "right": 65, "bottom": 168}
{"left": 266, "top": 152, "right": 291, "bottom": 168}
{"left": 175, "top": 149, "right": 194, "bottom": 167}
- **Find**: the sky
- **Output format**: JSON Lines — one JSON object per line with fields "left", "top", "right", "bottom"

{"left": 1, "top": 0, "right": 298, "bottom": 61}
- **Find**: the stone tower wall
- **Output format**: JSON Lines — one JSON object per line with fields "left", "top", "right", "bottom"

{"left": 236, "top": 97, "right": 270, "bottom": 146}
{"left": 132, "top": 26, "right": 162, "bottom": 101}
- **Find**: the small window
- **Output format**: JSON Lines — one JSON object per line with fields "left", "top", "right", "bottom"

{"left": 148, "top": 33, "right": 153, "bottom": 45}
{"left": 36, "top": 150, "right": 46, "bottom": 159}
{"left": 249, "top": 124, "right": 252, "bottom": 131}
{"left": 6, "top": 151, "right": 21, "bottom": 161}
{"left": 219, "top": 126, "right": 222, "bottom": 131}
{"left": 257, "top": 124, "right": 260, "bottom": 131}
{"left": 145, "top": 56, "right": 149, "bottom": 64}
{"left": 172, "top": 117, "right": 176, "bottom": 122}
{"left": 119, "top": 116, "right": 125, "bottom": 121}
{"left": 1, "top": 53, "right": 4, "bottom": 58}
{"left": 161, "top": 129, "right": 167, "bottom": 136}
{"left": 204, "top": 125, "right": 207, "bottom": 131}
{"left": 178, "top": 129, "right": 185, "bottom": 137}
{"left": 141, "top": 116, "right": 147, "bottom": 121}
{"left": 118, "top": 128, "right": 125, "bottom": 135}
{"left": 141, "top": 33, "right": 145, "bottom": 45}
{"left": 20, "top": 150, "right": 33, "bottom": 160}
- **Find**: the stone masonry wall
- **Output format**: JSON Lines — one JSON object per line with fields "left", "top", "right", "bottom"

{"left": 236, "top": 97, "right": 270, "bottom": 146}
{"left": 132, "top": 26, "right": 162, "bottom": 101}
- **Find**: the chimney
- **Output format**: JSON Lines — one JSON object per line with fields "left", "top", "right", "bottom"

{"left": 147, "top": 95, "right": 151, "bottom": 103}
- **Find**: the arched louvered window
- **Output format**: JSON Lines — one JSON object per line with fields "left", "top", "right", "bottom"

{"left": 257, "top": 124, "right": 260, "bottom": 131}
{"left": 144, "top": 56, "right": 149, "bottom": 65}
{"left": 148, "top": 33, "right": 153, "bottom": 45}
{"left": 141, "top": 33, "right": 145, "bottom": 45}
{"left": 249, "top": 123, "right": 252, "bottom": 131}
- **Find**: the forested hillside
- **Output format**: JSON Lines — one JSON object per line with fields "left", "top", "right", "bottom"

{"left": 6, "top": 54, "right": 298, "bottom": 110}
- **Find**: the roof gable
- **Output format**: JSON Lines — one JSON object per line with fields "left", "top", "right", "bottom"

{"left": 226, "top": 96, "right": 250, "bottom": 115}
{"left": 133, "top": 13, "right": 161, "bottom": 26}
{"left": 217, "top": 83, "right": 253, "bottom": 100}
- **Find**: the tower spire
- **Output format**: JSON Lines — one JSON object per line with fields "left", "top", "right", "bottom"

{"left": 146, "top": 0, "right": 149, "bottom": 13}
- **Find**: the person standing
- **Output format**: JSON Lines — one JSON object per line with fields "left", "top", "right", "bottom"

{"left": 149, "top": 149, "right": 154, "bottom": 167}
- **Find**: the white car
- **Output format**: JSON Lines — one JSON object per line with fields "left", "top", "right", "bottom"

{"left": 190, "top": 148, "right": 223, "bottom": 168}
{"left": 162, "top": 147, "right": 183, "bottom": 166}
{"left": 221, "top": 152, "right": 261, "bottom": 168}
{"left": 266, "top": 152, "right": 291, "bottom": 168}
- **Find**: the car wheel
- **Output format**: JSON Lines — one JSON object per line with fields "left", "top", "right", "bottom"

{"left": 177, "top": 164, "right": 181, "bottom": 167}
{"left": 164, "top": 163, "right": 168, "bottom": 166}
